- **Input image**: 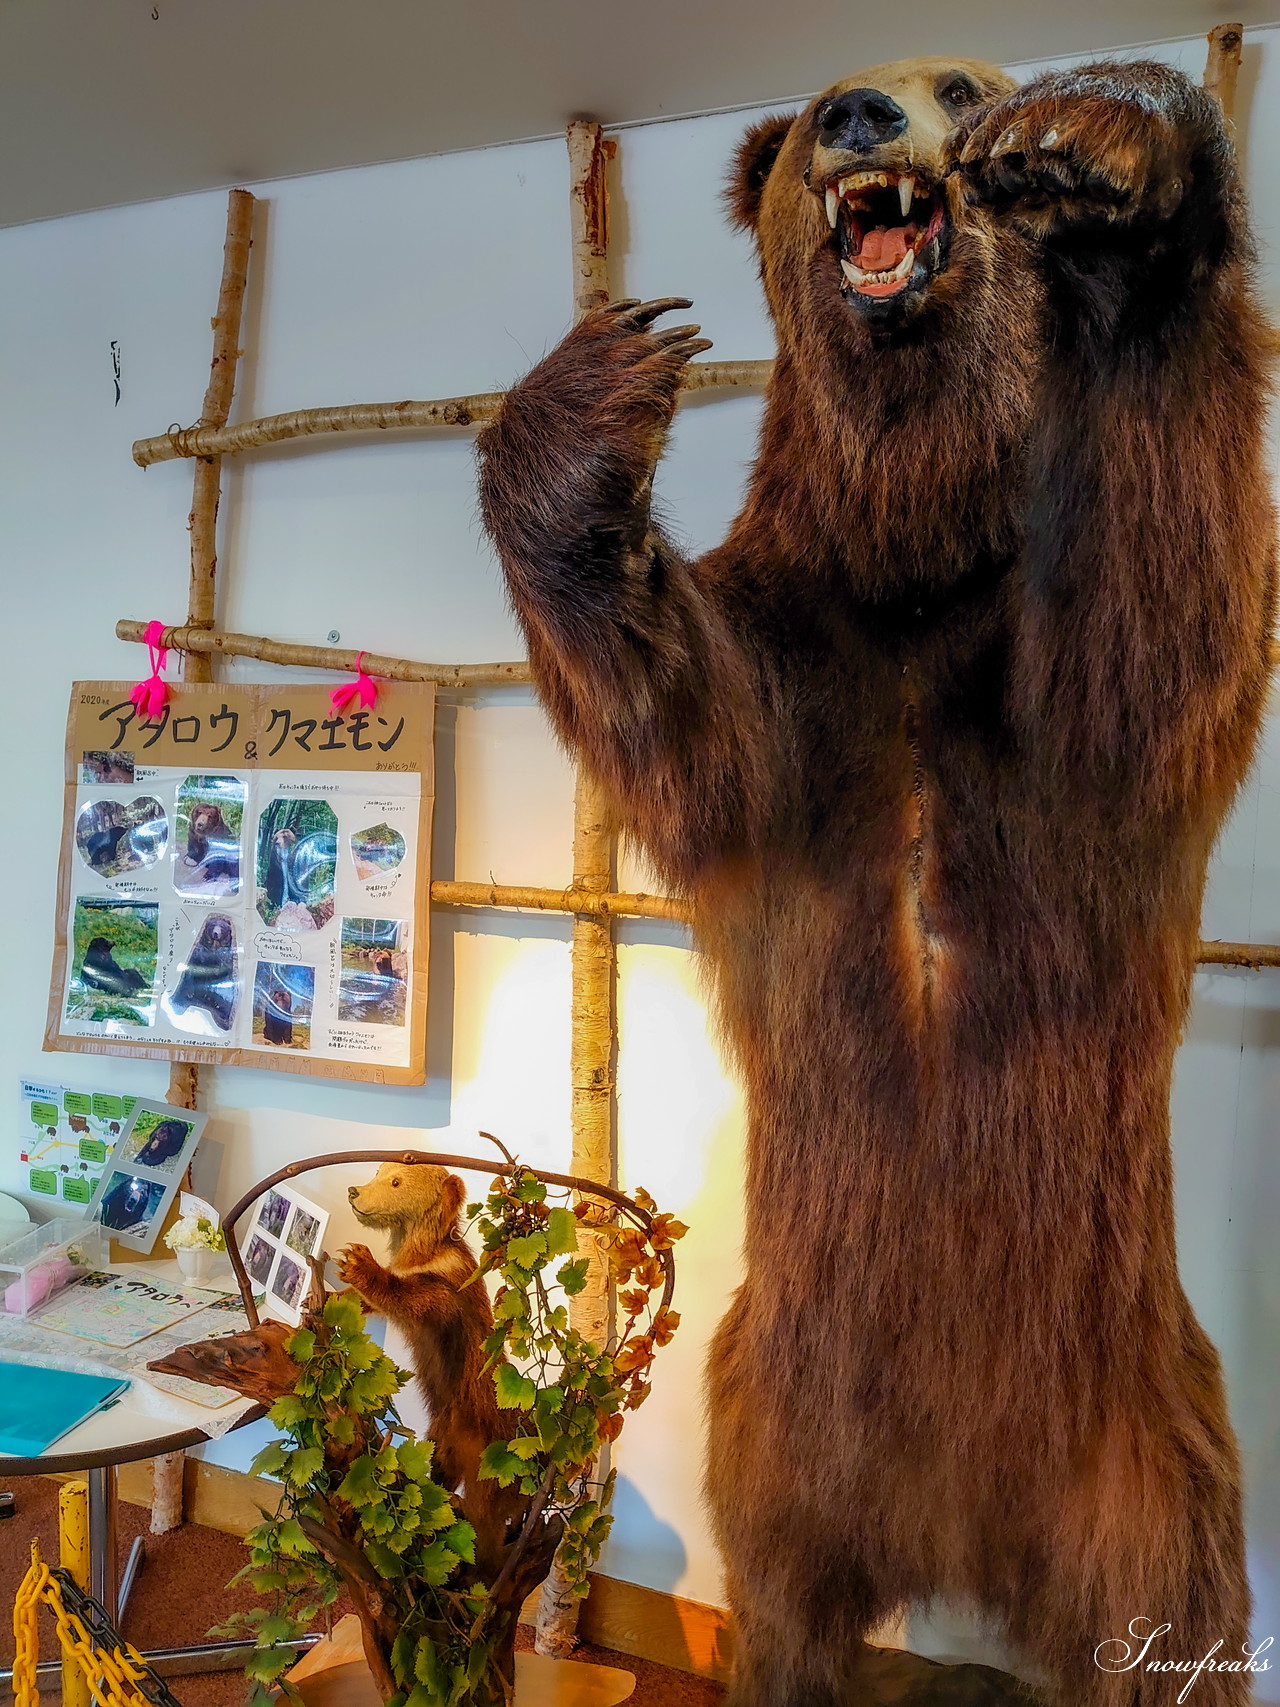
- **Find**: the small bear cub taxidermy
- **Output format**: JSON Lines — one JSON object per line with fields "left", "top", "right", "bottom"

{"left": 338, "top": 1162, "right": 520, "bottom": 1563}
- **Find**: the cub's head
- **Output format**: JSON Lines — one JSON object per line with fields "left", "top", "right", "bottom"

{"left": 348, "top": 1161, "right": 466, "bottom": 1242}
{"left": 730, "top": 57, "right": 1015, "bottom": 335}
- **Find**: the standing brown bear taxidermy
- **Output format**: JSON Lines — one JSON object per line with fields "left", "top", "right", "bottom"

{"left": 478, "top": 53, "right": 1277, "bottom": 1707}
{"left": 338, "top": 1162, "right": 524, "bottom": 1572}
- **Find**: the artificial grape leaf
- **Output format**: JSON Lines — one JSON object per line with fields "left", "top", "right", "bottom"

{"left": 494, "top": 1363, "right": 536, "bottom": 1409}
{"left": 544, "top": 1207, "right": 580, "bottom": 1257}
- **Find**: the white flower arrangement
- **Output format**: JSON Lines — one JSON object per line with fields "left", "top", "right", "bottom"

{"left": 164, "top": 1213, "right": 225, "bottom": 1253}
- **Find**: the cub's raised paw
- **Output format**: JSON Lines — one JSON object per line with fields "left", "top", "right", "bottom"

{"left": 947, "top": 81, "right": 1185, "bottom": 232}
{"left": 336, "top": 1243, "right": 383, "bottom": 1291}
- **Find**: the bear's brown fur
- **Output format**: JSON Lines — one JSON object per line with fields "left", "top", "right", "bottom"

{"left": 338, "top": 1162, "right": 524, "bottom": 1570}
{"left": 477, "top": 57, "right": 1276, "bottom": 1706}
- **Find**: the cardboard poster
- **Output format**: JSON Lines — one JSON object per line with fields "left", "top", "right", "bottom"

{"left": 49, "top": 683, "right": 434, "bottom": 1084}
{"left": 19, "top": 1080, "right": 137, "bottom": 1207}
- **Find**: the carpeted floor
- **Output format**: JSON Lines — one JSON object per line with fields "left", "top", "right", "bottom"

{"left": 0, "top": 1476, "right": 723, "bottom": 1705}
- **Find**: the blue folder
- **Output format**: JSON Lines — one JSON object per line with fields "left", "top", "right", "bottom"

{"left": 0, "top": 1362, "right": 129, "bottom": 1458}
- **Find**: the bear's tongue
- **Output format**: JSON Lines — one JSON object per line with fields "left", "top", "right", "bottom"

{"left": 855, "top": 224, "right": 911, "bottom": 271}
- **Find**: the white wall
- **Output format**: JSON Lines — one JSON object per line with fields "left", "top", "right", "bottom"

{"left": 1, "top": 20, "right": 1277, "bottom": 1679}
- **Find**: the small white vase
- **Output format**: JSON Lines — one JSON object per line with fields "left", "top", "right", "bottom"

{"left": 175, "top": 1245, "right": 215, "bottom": 1283}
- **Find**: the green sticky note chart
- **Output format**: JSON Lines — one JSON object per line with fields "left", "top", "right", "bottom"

{"left": 61, "top": 1177, "right": 92, "bottom": 1205}
{"left": 120, "top": 1097, "right": 137, "bottom": 1115}
{"left": 29, "top": 1102, "right": 58, "bottom": 1126}
{"left": 28, "top": 1169, "right": 58, "bottom": 1196}
{"left": 63, "top": 1092, "right": 92, "bottom": 1118}
{"left": 92, "top": 1094, "right": 123, "bottom": 1120}
{"left": 78, "top": 1139, "right": 107, "bottom": 1164}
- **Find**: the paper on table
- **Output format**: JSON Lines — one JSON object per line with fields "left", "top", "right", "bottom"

{"left": 28, "top": 1269, "right": 227, "bottom": 1347}
{"left": 0, "top": 1302, "right": 256, "bottom": 1439}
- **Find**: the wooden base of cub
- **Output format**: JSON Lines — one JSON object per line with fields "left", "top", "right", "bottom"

{"left": 286, "top": 1617, "right": 636, "bottom": 1706}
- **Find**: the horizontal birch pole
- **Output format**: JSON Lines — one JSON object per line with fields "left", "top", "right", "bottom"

{"left": 431, "top": 879, "right": 690, "bottom": 923}
{"left": 115, "top": 620, "right": 530, "bottom": 686}
{"left": 130, "top": 359, "right": 773, "bottom": 467}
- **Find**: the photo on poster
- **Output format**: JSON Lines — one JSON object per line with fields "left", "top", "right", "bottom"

{"left": 173, "top": 776, "right": 244, "bottom": 898}
{"left": 252, "top": 962, "right": 314, "bottom": 1051}
{"left": 115, "top": 1109, "right": 197, "bottom": 1176}
{"left": 244, "top": 1232, "right": 275, "bottom": 1286}
{"left": 350, "top": 822, "right": 405, "bottom": 882}
{"left": 75, "top": 797, "right": 167, "bottom": 878}
{"left": 96, "top": 1172, "right": 165, "bottom": 1236}
{"left": 66, "top": 899, "right": 158, "bottom": 1029}
{"left": 255, "top": 798, "right": 338, "bottom": 931}
{"left": 165, "top": 915, "right": 238, "bottom": 1035}
{"left": 81, "top": 751, "right": 135, "bottom": 785}
{"left": 337, "top": 918, "right": 407, "bottom": 1026}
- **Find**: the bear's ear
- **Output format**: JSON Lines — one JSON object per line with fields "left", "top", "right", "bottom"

{"left": 441, "top": 1172, "right": 466, "bottom": 1224}
{"left": 727, "top": 111, "right": 797, "bottom": 231}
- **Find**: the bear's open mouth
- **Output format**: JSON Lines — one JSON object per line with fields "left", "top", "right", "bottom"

{"left": 825, "top": 170, "right": 947, "bottom": 303}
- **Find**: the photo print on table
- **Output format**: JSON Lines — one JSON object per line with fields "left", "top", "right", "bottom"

{"left": 350, "top": 822, "right": 405, "bottom": 882}
{"left": 165, "top": 914, "right": 238, "bottom": 1036}
{"left": 81, "top": 751, "right": 135, "bottom": 785}
{"left": 242, "top": 1183, "right": 329, "bottom": 1326}
{"left": 243, "top": 1232, "right": 275, "bottom": 1287}
{"left": 337, "top": 918, "right": 407, "bottom": 1026}
{"left": 255, "top": 797, "right": 338, "bottom": 931}
{"left": 85, "top": 1096, "right": 207, "bottom": 1252}
{"left": 66, "top": 899, "right": 158, "bottom": 1030}
{"left": 252, "top": 962, "right": 314, "bottom": 1051}
{"left": 173, "top": 775, "right": 244, "bottom": 898}
{"left": 75, "top": 797, "right": 167, "bottom": 879}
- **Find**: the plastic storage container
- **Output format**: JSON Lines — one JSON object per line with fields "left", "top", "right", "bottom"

{"left": 0, "top": 1219, "right": 105, "bottom": 1317}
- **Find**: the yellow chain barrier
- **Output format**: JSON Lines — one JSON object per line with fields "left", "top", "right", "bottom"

{"left": 11, "top": 1541, "right": 159, "bottom": 1707}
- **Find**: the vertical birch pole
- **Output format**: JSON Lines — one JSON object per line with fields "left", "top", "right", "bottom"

{"left": 135, "top": 190, "right": 254, "bottom": 1527}
{"left": 1204, "top": 23, "right": 1244, "bottom": 119}
{"left": 535, "top": 119, "right": 619, "bottom": 1657}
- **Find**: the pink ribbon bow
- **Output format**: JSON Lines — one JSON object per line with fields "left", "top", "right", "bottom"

{"left": 129, "top": 620, "right": 170, "bottom": 718}
{"left": 330, "top": 651, "right": 379, "bottom": 713}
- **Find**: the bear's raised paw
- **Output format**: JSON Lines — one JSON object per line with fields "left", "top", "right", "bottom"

{"left": 947, "top": 79, "right": 1187, "bottom": 233}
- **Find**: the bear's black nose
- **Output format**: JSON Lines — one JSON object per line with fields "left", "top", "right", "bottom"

{"left": 816, "top": 88, "right": 908, "bottom": 152}
{"left": 348, "top": 1185, "right": 359, "bottom": 1201}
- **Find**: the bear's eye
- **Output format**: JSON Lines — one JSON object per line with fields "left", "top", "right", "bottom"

{"left": 940, "top": 77, "right": 980, "bottom": 108}
{"left": 391, "top": 1177, "right": 401, "bottom": 1187}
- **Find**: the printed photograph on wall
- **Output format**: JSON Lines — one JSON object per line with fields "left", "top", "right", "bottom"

{"left": 252, "top": 962, "right": 314, "bottom": 1051}
{"left": 75, "top": 797, "right": 167, "bottom": 878}
{"left": 350, "top": 822, "right": 406, "bottom": 881}
{"left": 255, "top": 798, "right": 338, "bottom": 931}
{"left": 164, "top": 914, "right": 238, "bottom": 1035}
{"left": 336, "top": 918, "right": 407, "bottom": 1026}
{"left": 95, "top": 1171, "right": 165, "bottom": 1237}
{"left": 115, "top": 1110, "right": 197, "bottom": 1176}
{"left": 66, "top": 899, "right": 158, "bottom": 1029}
{"left": 81, "top": 751, "right": 135, "bottom": 785}
{"left": 173, "top": 775, "right": 244, "bottom": 897}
